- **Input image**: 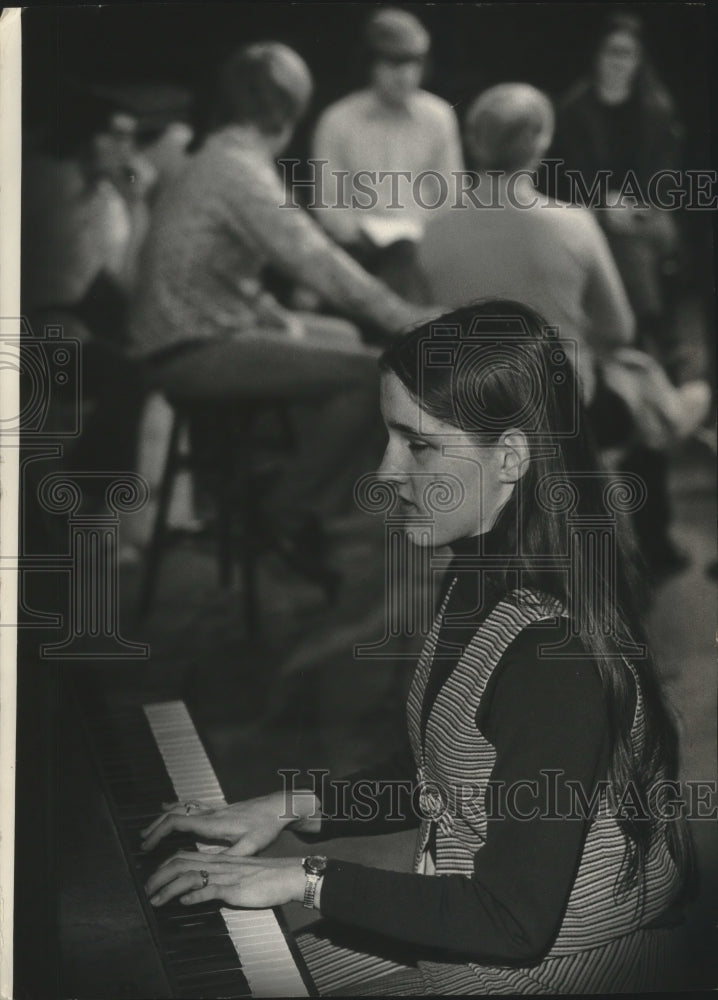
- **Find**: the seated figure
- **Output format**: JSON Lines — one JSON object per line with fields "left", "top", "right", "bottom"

{"left": 420, "top": 82, "right": 635, "bottom": 408}
{"left": 130, "top": 43, "right": 427, "bottom": 591}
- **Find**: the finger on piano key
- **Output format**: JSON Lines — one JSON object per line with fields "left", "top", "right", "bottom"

{"left": 139, "top": 813, "right": 205, "bottom": 852}
{"left": 134, "top": 833, "right": 200, "bottom": 872}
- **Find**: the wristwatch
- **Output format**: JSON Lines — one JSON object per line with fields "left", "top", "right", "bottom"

{"left": 301, "top": 855, "right": 328, "bottom": 909}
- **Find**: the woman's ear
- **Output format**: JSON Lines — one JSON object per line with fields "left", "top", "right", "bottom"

{"left": 497, "top": 429, "right": 530, "bottom": 483}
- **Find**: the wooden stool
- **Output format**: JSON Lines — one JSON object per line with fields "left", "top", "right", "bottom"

{"left": 137, "top": 397, "right": 294, "bottom": 636}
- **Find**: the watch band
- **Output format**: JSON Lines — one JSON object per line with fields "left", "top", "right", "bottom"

{"left": 303, "top": 871, "right": 322, "bottom": 909}
{"left": 301, "top": 855, "right": 328, "bottom": 910}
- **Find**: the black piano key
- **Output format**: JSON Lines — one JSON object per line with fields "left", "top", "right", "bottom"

{"left": 147, "top": 896, "right": 210, "bottom": 922}
{"left": 154, "top": 903, "right": 226, "bottom": 925}
{"left": 176, "top": 965, "right": 249, "bottom": 984}
{"left": 123, "top": 814, "right": 172, "bottom": 830}
{"left": 81, "top": 700, "right": 315, "bottom": 997}
{"left": 177, "top": 984, "right": 251, "bottom": 1000}
{"left": 124, "top": 819, "right": 174, "bottom": 838}
{"left": 95, "top": 741, "right": 171, "bottom": 759}
{"left": 178, "top": 990, "right": 252, "bottom": 1000}
{"left": 120, "top": 809, "right": 179, "bottom": 826}
{"left": 156, "top": 924, "right": 233, "bottom": 950}
{"left": 132, "top": 847, "right": 199, "bottom": 876}
{"left": 155, "top": 901, "right": 223, "bottom": 920}
{"left": 97, "top": 756, "right": 171, "bottom": 776}
{"left": 89, "top": 738, "right": 151, "bottom": 753}
{"left": 175, "top": 968, "right": 252, "bottom": 995}
{"left": 108, "top": 778, "right": 174, "bottom": 796}
{"left": 112, "top": 780, "right": 178, "bottom": 801}
{"left": 154, "top": 912, "right": 230, "bottom": 942}
{"left": 100, "top": 760, "right": 170, "bottom": 779}
{"left": 165, "top": 935, "right": 241, "bottom": 963}
{"left": 172, "top": 952, "right": 244, "bottom": 977}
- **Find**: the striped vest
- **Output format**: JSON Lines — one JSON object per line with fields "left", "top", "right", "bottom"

{"left": 406, "top": 586, "right": 682, "bottom": 958}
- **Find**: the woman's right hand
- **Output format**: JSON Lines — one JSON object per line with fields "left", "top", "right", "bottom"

{"left": 139, "top": 789, "right": 321, "bottom": 857}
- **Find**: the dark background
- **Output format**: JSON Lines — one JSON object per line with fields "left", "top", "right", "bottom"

{"left": 21, "top": 2, "right": 715, "bottom": 348}
{"left": 22, "top": 2, "right": 713, "bottom": 166}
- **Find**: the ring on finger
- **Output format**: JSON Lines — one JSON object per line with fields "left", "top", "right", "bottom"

{"left": 199, "top": 869, "right": 210, "bottom": 889}
{"left": 184, "top": 800, "right": 202, "bottom": 815}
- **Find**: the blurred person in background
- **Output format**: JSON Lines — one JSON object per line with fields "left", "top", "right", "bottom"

{"left": 116, "top": 84, "right": 194, "bottom": 191}
{"left": 554, "top": 12, "right": 683, "bottom": 330}
{"left": 130, "top": 42, "right": 429, "bottom": 596}
{"left": 552, "top": 13, "right": 710, "bottom": 577}
{"left": 78, "top": 83, "right": 203, "bottom": 552}
{"left": 22, "top": 83, "right": 150, "bottom": 527}
{"left": 23, "top": 84, "right": 145, "bottom": 326}
{"left": 420, "top": 83, "right": 637, "bottom": 450}
{"left": 311, "top": 7, "right": 463, "bottom": 302}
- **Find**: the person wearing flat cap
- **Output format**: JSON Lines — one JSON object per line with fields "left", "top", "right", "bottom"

{"left": 312, "top": 7, "right": 463, "bottom": 302}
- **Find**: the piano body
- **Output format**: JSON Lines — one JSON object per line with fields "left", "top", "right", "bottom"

{"left": 51, "top": 677, "right": 316, "bottom": 999}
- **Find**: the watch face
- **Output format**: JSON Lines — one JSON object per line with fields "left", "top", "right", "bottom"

{"left": 304, "top": 855, "right": 328, "bottom": 875}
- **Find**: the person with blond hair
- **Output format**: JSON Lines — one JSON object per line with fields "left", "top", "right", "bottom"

{"left": 420, "top": 82, "right": 635, "bottom": 411}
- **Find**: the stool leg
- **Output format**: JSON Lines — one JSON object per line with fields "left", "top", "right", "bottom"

{"left": 241, "top": 471, "right": 260, "bottom": 638}
{"left": 216, "top": 422, "right": 235, "bottom": 590}
{"left": 234, "top": 413, "right": 261, "bottom": 638}
{"left": 276, "top": 403, "right": 297, "bottom": 453}
{"left": 138, "top": 413, "right": 183, "bottom": 618}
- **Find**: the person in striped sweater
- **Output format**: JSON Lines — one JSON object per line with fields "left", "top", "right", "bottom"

{"left": 142, "top": 300, "right": 696, "bottom": 995}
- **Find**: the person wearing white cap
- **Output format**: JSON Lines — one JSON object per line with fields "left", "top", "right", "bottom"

{"left": 312, "top": 8, "right": 463, "bottom": 302}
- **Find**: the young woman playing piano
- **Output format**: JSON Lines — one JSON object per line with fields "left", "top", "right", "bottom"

{"left": 142, "top": 301, "right": 694, "bottom": 994}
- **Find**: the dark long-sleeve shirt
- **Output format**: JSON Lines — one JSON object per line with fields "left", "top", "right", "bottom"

{"left": 302, "top": 537, "right": 631, "bottom": 964}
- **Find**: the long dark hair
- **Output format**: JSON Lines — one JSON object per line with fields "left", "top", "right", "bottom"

{"left": 593, "top": 12, "right": 676, "bottom": 118}
{"left": 381, "top": 300, "right": 695, "bottom": 895}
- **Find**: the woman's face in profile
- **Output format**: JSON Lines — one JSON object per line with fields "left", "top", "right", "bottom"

{"left": 596, "top": 30, "right": 642, "bottom": 93}
{"left": 377, "top": 372, "right": 511, "bottom": 548}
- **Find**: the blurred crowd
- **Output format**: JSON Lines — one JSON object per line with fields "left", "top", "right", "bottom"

{"left": 22, "top": 7, "right": 713, "bottom": 590}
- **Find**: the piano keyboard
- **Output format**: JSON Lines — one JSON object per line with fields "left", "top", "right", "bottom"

{"left": 142, "top": 700, "right": 312, "bottom": 998}
{"left": 83, "top": 696, "right": 314, "bottom": 998}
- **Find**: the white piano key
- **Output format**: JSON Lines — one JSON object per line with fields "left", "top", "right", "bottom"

{"left": 143, "top": 700, "right": 310, "bottom": 997}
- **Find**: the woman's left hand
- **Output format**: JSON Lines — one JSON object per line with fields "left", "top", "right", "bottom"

{"left": 144, "top": 851, "right": 306, "bottom": 909}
